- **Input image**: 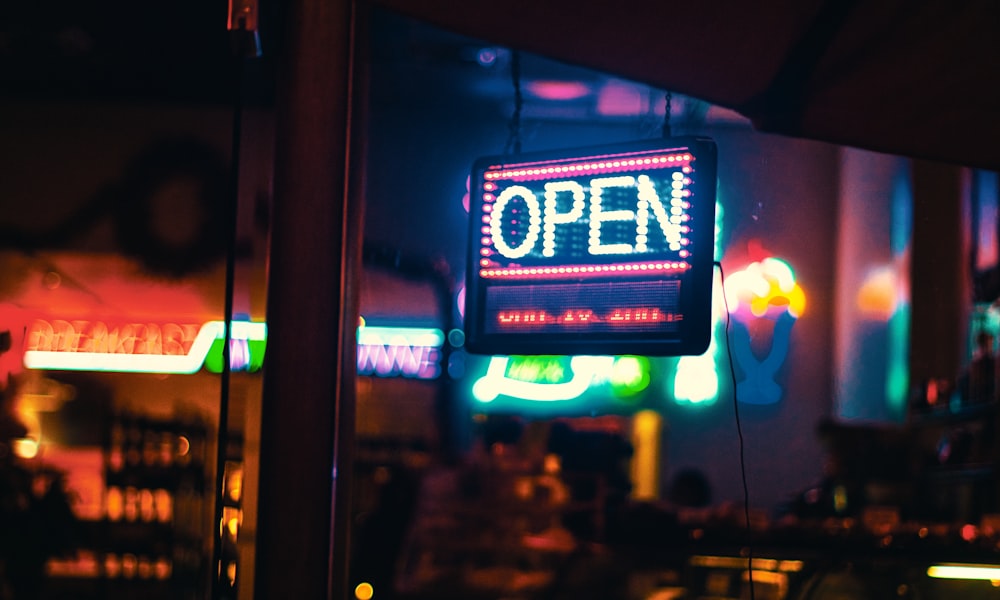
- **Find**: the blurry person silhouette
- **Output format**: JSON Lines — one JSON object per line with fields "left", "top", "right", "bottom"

{"left": 1, "top": 332, "right": 80, "bottom": 600}
{"left": 961, "top": 331, "right": 996, "bottom": 404}
{"left": 1, "top": 368, "right": 38, "bottom": 600}
{"left": 668, "top": 467, "right": 712, "bottom": 508}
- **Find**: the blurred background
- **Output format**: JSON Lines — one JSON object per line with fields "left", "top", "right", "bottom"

{"left": 2, "top": 2, "right": 999, "bottom": 599}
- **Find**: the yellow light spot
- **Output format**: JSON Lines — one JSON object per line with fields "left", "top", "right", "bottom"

{"left": 355, "top": 582, "right": 374, "bottom": 600}
{"left": 12, "top": 437, "right": 38, "bottom": 459}
{"left": 928, "top": 564, "right": 1000, "bottom": 580}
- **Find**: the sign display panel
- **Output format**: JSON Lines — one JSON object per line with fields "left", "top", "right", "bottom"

{"left": 465, "top": 136, "right": 717, "bottom": 355}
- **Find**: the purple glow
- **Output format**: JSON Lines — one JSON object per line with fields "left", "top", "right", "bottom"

{"left": 229, "top": 338, "right": 250, "bottom": 371}
{"left": 476, "top": 47, "right": 497, "bottom": 67}
{"left": 357, "top": 343, "right": 441, "bottom": 379}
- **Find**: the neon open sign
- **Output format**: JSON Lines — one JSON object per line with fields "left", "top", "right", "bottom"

{"left": 465, "top": 137, "right": 717, "bottom": 355}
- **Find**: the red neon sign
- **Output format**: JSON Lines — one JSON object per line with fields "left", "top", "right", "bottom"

{"left": 26, "top": 319, "right": 200, "bottom": 356}
{"left": 495, "top": 307, "right": 678, "bottom": 329}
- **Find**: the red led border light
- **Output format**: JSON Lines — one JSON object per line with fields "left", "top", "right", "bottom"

{"left": 494, "top": 307, "right": 681, "bottom": 327}
{"left": 478, "top": 149, "right": 697, "bottom": 278}
{"left": 479, "top": 260, "right": 690, "bottom": 279}
{"left": 483, "top": 151, "right": 695, "bottom": 182}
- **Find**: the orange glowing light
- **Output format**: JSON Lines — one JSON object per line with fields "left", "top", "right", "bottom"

{"left": 355, "top": 582, "right": 375, "bottom": 600}
{"left": 856, "top": 265, "right": 899, "bottom": 319}
{"left": 11, "top": 437, "right": 38, "bottom": 459}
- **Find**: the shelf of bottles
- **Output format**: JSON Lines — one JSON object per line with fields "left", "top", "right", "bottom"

{"left": 216, "top": 434, "right": 245, "bottom": 597}
{"left": 99, "top": 411, "right": 210, "bottom": 596}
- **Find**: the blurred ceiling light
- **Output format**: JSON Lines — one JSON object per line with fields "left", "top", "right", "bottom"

{"left": 525, "top": 80, "right": 591, "bottom": 101}
{"left": 596, "top": 80, "right": 646, "bottom": 116}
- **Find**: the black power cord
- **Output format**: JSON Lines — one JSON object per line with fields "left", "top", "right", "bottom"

{"left": 211, "top": 5, "right": 261, "bottom": 598}
{"left": 716, "top": 260, "right": 755, "bottom": 600}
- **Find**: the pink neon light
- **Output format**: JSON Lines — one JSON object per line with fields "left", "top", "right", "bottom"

{"left": 525, "top": 80, "right": 591, "bottom": 101}
{"left": 484, "top": 147, "right": 694, "bottom": 170}
{"left": 479, "top": 261, "right": 689, "bottom": 280}
{"left": 483, "top": 152, "right": 695, "bottom": 182}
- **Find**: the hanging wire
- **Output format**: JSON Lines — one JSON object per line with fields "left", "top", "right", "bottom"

{"left": 717, "top": 260, "right": 755, "bottom": 600}
{"left": 662, "top": 90, "right": 673, "bottom": 138}
{"left": 504, "top": 49, "right": 523, "bottom": 154}
{"left": 211, "top": 7, "right": 260, "bottom": 596}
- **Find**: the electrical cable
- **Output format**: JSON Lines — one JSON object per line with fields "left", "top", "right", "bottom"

{"left": 210, "top": 57, "right": 240, "bottom": 598}
{"left": 716, "top": 260, "right": 755, "bottom": 600}
{"left": 211, "top": 19, "right": 256, "bottom": 599}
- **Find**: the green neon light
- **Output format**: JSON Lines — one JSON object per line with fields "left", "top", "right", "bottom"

{"left": 471, "top": 355, "right": 655, "bottom": 404}
{"left": 204, "top": 338, "right": 268, "bottom": 374}
{"left": 609, "top": 356, "right": 651, "bottom": 397}
{"left": 672, "top": 195, "right": 726, "bottom": 405}
{"left": 505, "top": 356, "right": 571, "bottom": 385}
